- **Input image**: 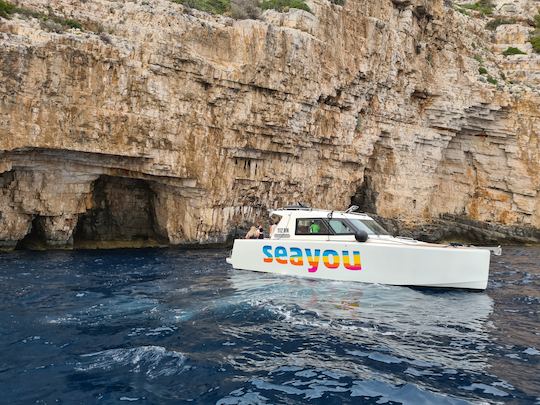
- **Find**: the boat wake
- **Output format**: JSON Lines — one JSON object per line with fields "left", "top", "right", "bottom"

{"left": 76, "top": 346, "right": 188, "bottom": 379}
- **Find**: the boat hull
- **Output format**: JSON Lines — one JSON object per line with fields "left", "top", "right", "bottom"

{"left": 227, "top": 239, "right": 491, "bottom": 290}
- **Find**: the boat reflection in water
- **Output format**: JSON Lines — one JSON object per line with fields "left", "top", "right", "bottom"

{"left": 223, "top": 270, "right": 495, "bottom": 375}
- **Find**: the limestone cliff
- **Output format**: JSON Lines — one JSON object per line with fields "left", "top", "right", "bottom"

{"left": 0, "top": 0, "right": 539, "bottom": 249}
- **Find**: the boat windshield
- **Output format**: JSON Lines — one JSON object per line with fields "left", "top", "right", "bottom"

{"left": 348, "top": 219, "right": 390, "bottom": 236}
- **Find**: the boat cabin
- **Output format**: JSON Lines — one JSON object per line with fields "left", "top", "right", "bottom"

{"left": 270, "top": 206, "right": 390, "bottom": 241}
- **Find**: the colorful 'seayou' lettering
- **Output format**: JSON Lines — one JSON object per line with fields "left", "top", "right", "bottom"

{"left": 262, "top": 245, "right": 362, "bottom": 273}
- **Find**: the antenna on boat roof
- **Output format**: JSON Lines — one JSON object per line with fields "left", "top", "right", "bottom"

{"left": 345, "top": 205, "right": 359, "bottom": 213}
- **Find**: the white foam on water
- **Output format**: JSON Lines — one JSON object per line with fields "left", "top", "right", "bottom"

{"left": 127, "top": 326, "right": 177, "bottom": 337}
{"left": 294, "top": 370, "right": 317, "bottom": 378}
{"left": 45, "top": 296, "right": 159, "bottom": 326}
{"left": 77, "top": 345, "right": 187, "bottom": 379}
{"left": 345, "top": 349, "right": 402, "bottom": 364}
{"left": 249, "top": 377, "right": 352, "bottom": 401}
{"left": 46, "top": 315, "right": 79, "bottom": 324}
{"left": 350, "top": 380, "right": 470, "bottom": 404}
{"left": 523, "top": 347, "right": 540, "bottom": 356}
{"left": 217, "top": 388, "right": 269, "bottom": 405}
{"left": 144, "top": 326, "right": 176, "bottom": 336}
{"left": 459, "top": 383, "right": 509, "bottom": 397}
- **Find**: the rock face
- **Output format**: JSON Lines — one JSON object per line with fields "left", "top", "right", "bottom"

{"left": 0, "top": 0, "right": 539, "bottom": 249}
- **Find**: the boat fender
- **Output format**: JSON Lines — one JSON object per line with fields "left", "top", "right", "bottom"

{"left": 354, "top": 230, "right": 369, "bottom": 243}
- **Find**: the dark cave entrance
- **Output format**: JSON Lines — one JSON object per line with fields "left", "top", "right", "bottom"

{"left": 73, "top": 176, "right": 166, "bottom": 247}
{"left": 16, "top": 216, "right": 47, "bottom": 250}
{"left": 351, "top": 173, "right": 378, "bottom": 214}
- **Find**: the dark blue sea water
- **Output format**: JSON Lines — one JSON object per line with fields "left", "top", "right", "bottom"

{"left": 0, "top": 247, "right": 538, "bottom": 404}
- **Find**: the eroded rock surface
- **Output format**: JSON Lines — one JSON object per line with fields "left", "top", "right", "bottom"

{"left": 0, "top": 0, "right": 539, "bottom": 249}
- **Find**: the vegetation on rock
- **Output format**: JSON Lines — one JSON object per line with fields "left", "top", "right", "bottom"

{"left": 0, "top": 0, "right": 83, "bottom": 31}
{"left": 174, "top": 0, "right": 230, "bottom": 14}
{"left": 530, "top": 12, "right": 540, "bottom": 53}
{"left": 260, "top": 0, "right": 310, "bottom": 13}
{"left": 485, "top": 17, "right": 515, "bottom": 31}
{"left": 174, "top": 0, "right": 311, "bottom": 17}
{"left": 453, "top": 4, "right": 470, "bottom": 16}
{"left": 457, "top": 0, "right": 494, "bottom": 16}
{"left": 531, "top": 36, "right": 540, "bottom": 53}
{"left": 475, "top": 56, "right": 491, "bottom": 81}
{"left": 502, "top": 47, "right": 527, "bottom": 56}
{"left": 486, "top": 75, "right": 497, "bottom": 85}
{"left": 0, "top": 0, "right": 15, "bottom": 19}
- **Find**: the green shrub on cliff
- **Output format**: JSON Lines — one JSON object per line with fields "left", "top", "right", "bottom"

{"left": 534, "top": 11, "right": 540, "bottom": 28}
{"left": 173, "top": 0, "right": 311, "bottom": 17}
{"left": 531, "top": 35, "right": 540, "bottom": 53}
{"left": 458, "top": 0, "right": 494, "bottom": 15}
{"left": 260, "top": 0, "right": 310, "bottom": 13}
{"left": 485, "top": 17, "right": 515, "bottom": 31}
{"left": 502, "top": 47, "right": 526, "bottom": 56}
{"left": 486, "top": 75, "right": 497, "bottom": 85}
{"left": 0, "top": 0, "right": 83, "bottom": 30}
{"left": 0, "top": 0, "right": 15, "bottom": 18}
{"left": 174, "top": 0, "right": 230, "bottom": 14}
{"left": 530, "top": 12, "right": 540, "bottom": 53}
{"left": 62, "top": 18, "right": 83, "bottom": 29}
{"left": 455, "top": 7, "right": 470, "bottom": 16}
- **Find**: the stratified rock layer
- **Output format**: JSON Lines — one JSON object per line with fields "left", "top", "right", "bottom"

{"left": 0, "top": 0, "right": 539, "bottom": 248}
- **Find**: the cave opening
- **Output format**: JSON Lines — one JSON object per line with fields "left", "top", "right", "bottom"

{"left": 73, "top": 175, "right": 167, "bottom": 248}
{"left": 16, "top": 216, "right": 47, "bottom": 250}
{"left": 351, "top": 173, "right": 378, "bottom": 214}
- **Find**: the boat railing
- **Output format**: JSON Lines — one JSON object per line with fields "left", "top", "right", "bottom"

{"left": 277, "top": 205, "right": 312, "bottom": 211}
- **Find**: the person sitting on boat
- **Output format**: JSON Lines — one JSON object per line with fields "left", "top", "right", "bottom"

{"left": 245, "top": 226, "right": 259, "bottom": 239}
{"left": 309, "top": 220, "right": 320, "bottom": 234}
{"left": 269, "top": 221, "right": 277, "bottom": 238}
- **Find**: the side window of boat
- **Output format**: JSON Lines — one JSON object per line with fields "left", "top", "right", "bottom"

{"left": 327, "top": 219, "right": 355, "bottom": 235}
{"left": 295, "top": 219, "right": 330, "bottom": 235}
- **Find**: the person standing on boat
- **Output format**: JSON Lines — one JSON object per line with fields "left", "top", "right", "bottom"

{"left": 245, "top": 226, "right": 259, "bottom": 239}
{"left": 269, "top": 221, "right": 277, "bottom": 238}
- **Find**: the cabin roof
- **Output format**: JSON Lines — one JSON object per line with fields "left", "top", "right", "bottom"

{"left": 270, "top": 208, "right": 374, "bottom": 220}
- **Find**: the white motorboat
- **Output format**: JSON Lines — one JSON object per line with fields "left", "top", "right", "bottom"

{"left": 226, "top": 205, "right": 501, "bottom": 290}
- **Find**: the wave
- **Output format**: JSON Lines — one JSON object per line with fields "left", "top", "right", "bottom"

{"left": 45, "top": 296, "right": 159, "bottom": 326}
{"left": 76, "top": 346, "right": 187, "bottom": 379}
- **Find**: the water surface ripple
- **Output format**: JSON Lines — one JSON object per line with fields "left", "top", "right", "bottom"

{"left": 0, "top": 247, "right": 538, "bottom": 404}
